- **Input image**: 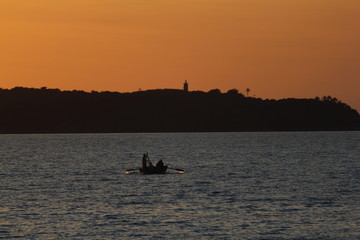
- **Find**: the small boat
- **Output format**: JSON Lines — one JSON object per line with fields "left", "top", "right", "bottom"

{"left": 139, "top": 165, "right": 168, "bottom": 174}
{"left": 125, "top": 153, "right": 184, "bottom": 174}
{"left": 138, "top": 153, "right": 167, "bottom": 174}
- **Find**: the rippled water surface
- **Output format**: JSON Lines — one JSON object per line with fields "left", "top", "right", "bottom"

{"left": 1, "top": 132, "right": 360, "bottom": 239}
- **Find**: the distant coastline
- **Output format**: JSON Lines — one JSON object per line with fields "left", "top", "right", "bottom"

{"left": 0, "top": 87, "right": 359, "bottom": 133}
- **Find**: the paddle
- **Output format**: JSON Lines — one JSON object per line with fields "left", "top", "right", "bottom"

{"left": 126, "top": 168, "right": 138, "bottom": 171}
{"left": 168, "top": 167, "right": 185, "bottom": 173}
{"left": 124, "top": 168, "right": 138, "bottom": 174}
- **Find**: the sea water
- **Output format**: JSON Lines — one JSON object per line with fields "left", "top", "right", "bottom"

{"left": 0, "top": 132, "right": 359, "bottom": 239}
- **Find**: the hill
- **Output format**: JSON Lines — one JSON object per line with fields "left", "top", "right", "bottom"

{"left": 0, "top": 87, "right": 359, "bottom": 133}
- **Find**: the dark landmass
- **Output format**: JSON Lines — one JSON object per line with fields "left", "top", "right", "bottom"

{"left": 0, "top": 87, "right": 359, "bottom": 133}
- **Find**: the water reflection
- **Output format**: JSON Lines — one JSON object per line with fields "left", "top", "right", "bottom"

{"left": 0, "top": 132, "right": 359, "bottom": 239}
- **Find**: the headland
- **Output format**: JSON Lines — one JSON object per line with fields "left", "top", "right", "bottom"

{"left": 0, "top": 86, "right": 359, "bottom": 133}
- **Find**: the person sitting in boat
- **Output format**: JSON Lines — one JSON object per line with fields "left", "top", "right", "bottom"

{"left": 142, "top": 154, "right": 148, "bottom": 169}
{"left": 156, "top": 159, "right": 164, "bottom": 168}
{"left": 148, "top": 160, "right": 154, "bottom": 169}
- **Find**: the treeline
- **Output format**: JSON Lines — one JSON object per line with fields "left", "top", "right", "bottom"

{"left": 0, "top": 87, "right": 359, "bottom": 133}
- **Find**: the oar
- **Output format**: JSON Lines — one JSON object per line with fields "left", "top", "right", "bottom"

{"left": 124, "top": 168, "right": 138, "bottom": 174}
{"left": 168, "top": 167, "right": 185, "bottom": 173}
{"left": 126, "top": 168, "right": 138, "bottom": 171}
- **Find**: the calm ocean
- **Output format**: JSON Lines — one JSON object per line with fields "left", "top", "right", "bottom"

{"left": 1, "top": 132, "right": 359, "bottom": 239}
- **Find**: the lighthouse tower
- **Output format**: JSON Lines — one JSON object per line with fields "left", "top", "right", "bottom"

{"left": 183, "top": 80, "right": 189, "bottom": 92}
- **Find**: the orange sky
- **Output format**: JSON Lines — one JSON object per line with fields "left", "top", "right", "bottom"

{"left": 1, "top": 0, "right": 360, "bottom": 111}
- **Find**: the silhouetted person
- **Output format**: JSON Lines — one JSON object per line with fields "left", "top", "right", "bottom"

{"left": 156, "top": 159, "right": 164, "bottom": 168}
{"left": 148, "top": 161, "right": 154, "bottom": 169}
{"left": 142, "top": 154, "right": 147, "bottom": 169}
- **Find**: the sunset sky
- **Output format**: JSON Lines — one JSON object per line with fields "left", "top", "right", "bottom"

{"left": 1, "top": 0, "right": 359, "bottom": 110}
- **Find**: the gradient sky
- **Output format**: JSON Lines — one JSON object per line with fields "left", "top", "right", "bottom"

{"left": 1, "top": 0, "right": 359, "bottom": 110}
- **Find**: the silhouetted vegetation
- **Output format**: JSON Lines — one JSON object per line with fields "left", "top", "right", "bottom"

{"left": 0, "top": 87, "right": 359, "bottom": 133}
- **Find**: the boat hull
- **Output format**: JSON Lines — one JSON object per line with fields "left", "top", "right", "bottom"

{"left": 139, "top": 166, "right": 168, "bottom": 174}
